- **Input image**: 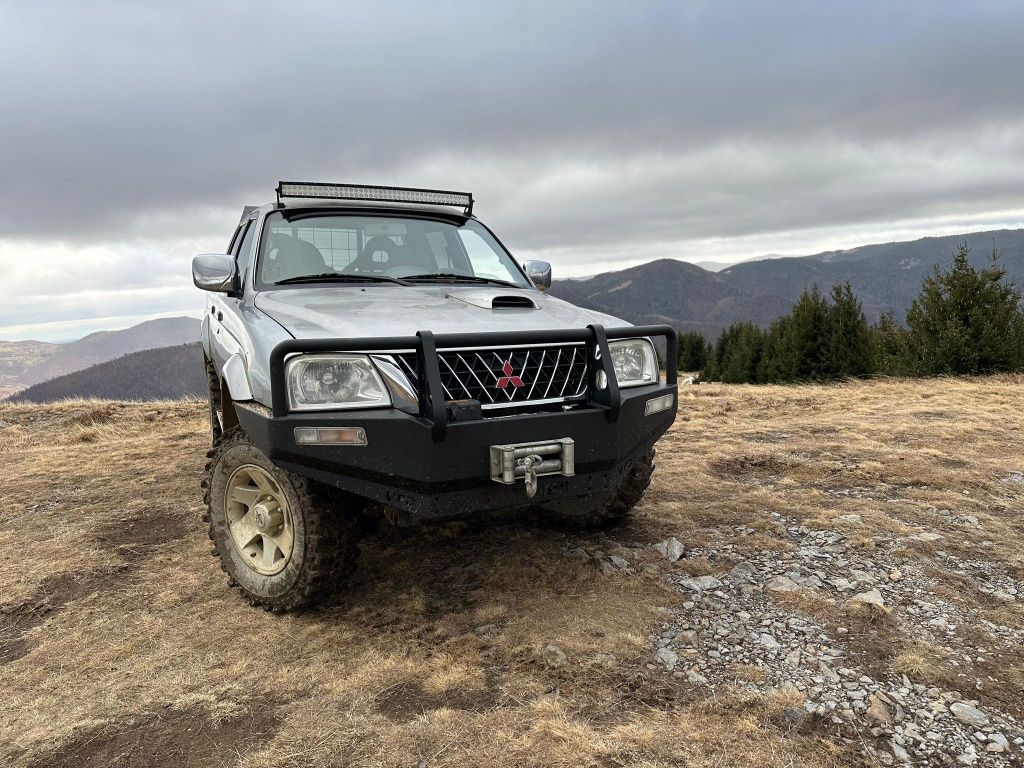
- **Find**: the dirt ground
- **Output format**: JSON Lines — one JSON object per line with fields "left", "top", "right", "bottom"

{"left": 1, "top": 377, "right": 1022, "bottom": 767}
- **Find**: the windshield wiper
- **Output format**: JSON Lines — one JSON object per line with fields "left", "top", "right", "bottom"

{"left": 274, "top": 272, "right": 408, "bottom": 286}
{"left": 403, "top": 272, "right": 519, "bottom": 288}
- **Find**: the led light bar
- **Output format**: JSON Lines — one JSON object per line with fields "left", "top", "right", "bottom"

{"left": 276, "top": 181, "right": 473, "bottom": 214}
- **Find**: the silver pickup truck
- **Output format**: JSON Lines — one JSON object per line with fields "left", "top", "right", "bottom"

{"left": 193, "top": 182, "right": 678, "bottom": 610}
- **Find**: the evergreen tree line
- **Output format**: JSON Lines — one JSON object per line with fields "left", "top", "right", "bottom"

{"left": 676, "top": 244, "right": 1024, "bottom": 384}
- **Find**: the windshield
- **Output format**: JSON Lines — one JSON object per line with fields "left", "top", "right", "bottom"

{"left": 256, "top": 213, "right": 530, "bottom": 288}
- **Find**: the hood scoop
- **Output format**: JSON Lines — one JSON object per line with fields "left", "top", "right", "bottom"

{"left": 490, "top": 295, "right": 537, "bottom": 309}
{"left": 446, "top": 290, "right": 538, "bottom": 310}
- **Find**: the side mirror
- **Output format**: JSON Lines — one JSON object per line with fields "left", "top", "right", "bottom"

{"left": 192, "top": 254, "right": 238, "bottom": 293}
{"left": 524, "top": 260, "right": 552, "bottom": 292}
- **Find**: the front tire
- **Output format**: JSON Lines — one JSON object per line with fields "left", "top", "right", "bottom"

{"left": 545, "top": 448, "right": 656, "bottom": 528}
{"left": 202, "top": 427, "right": 360, "bottom": 611}
{"left": 205, "top": 357, "right": 223, "bottom": 445}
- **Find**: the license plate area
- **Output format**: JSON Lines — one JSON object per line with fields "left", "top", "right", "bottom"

{"left": 489, "top": 438, "right": 575, "bottom": 488}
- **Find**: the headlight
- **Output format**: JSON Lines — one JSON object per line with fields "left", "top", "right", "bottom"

{"left": 286, "top": 354, "right": 391, "bottom": 411}
{"left": 609, "top": 339, "right": 658, "bottom": 387}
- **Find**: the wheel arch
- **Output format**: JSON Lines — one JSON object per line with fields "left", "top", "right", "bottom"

{"left": 207, "top": 353, "right": 252, "bottom": 436}
{"left": 222, "top": 353, "right": 254, "bottom": 402}
{"left": 219, "top": 379, "right": 240, "bottom": 434}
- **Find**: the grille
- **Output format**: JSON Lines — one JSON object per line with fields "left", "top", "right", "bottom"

{"left": 395, "top": 344, "right": 588, "bottom": 410}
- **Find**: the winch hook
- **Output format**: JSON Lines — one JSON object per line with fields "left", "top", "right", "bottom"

{"left": 521, "top": 454, "right": 543, "bottom": 499}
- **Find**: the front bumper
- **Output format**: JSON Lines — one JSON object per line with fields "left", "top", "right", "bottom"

{"left": 235, "top": 383, "right": 676, "bottom": 520}
{"left": 238, "top": 324, "right": 679, "bottom": 520}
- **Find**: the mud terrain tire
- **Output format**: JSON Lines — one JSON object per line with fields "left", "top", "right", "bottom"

{"left": 205, "top": 356, "right": 223, "bottom": 444}
{"left": 202, "top": 427, "right": 360, "bottom": 611}
{"left": 546, "top": 448, "right": 656, "bottom": 528}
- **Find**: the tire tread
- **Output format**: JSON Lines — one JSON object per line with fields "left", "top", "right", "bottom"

{"left": 551, "top": 448, "right": 656, "bottom": 528}
{"left": 203, "top": 426, "right": 359, "bottom": 611}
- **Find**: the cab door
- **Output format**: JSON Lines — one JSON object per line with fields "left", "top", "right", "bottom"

{"left": 209, "top": 216, "right": 257, "bottom": 372}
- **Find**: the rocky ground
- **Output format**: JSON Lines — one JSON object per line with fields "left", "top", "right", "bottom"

{"left": 558, "top": 501, "right": 1024, "bottom": 766}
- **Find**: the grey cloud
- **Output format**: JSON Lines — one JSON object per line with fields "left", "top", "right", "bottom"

{"left": 2, "top": 1, "right": 1024, "bottom": 239}
{"left": 2, "top": 1, "right": 1024, "bottom": 338}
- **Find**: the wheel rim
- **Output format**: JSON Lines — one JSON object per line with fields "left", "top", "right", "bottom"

{"left": 224, "top": 464, "right": 294, "bottom": 575}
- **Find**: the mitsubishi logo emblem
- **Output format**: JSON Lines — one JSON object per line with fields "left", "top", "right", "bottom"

{"left": 495, "top": 359, "right": 524, "bottom": 389}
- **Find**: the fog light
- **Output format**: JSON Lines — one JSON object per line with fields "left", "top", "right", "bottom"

{"left": 595, "top": 370, "right": 608, "bottom": 391}
{"left": 294, "top": 427, "right": 367, "bottom": 445}
{"left": 644, "top": 393, "right": 674, "bottom": 416}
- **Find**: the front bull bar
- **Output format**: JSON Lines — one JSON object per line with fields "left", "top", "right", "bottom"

{"left": 268, "top": 324, "right": 678, "bottom": 441}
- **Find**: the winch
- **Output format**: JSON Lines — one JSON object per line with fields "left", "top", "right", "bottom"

{"left": 489, "top": 438, "right": 575, "bottom": 498}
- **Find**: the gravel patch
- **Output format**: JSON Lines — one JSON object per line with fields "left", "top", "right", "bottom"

{"left": 641, "top": 512, "right": 1024, "bottom": 766}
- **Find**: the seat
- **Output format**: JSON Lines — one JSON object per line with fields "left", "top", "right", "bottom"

{"left": 347, "top": 235, "right": 400, "bottom": 273}
{"left": 270, "top": 233, "right": 328, "bottom": 280}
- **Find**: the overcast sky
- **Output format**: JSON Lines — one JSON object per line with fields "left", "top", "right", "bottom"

{"left": 2, "top": 1, "right": 1024, "bottom": 340}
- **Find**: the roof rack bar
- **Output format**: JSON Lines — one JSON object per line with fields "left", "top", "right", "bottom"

{"left": 276, "top": 181, "right": 474, "bottom": 215}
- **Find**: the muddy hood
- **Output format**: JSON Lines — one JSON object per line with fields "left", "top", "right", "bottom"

{"left": 255, "top": 285, "right": 628, "bottom": 340}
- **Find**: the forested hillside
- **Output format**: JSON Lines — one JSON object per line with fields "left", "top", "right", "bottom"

{"left": 9, "top": 343, "right": 206, "bottom": 403}
{"left": 14, "top": 316, "right": 200, "bottom": 387}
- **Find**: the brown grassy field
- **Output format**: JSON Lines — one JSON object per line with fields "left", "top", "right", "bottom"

{"left": 1, "top": 377, "right": 1022, "bottom": 767}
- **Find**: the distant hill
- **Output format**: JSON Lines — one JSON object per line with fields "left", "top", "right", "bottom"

{"left": 552, "top": 259, "right": 793, "bottom": 339}
{"left": 719, "top": 229, "right": 1024, "bottom": 322}
{"left": 15, "top": 316, "right": 200, "bottom": 387}
{"left": 0, "top": 340, "right": 59, "bottom": 398}
{"left": 9, "top": 343, "right": 206, "bottom": 403}
{"left": 549, "top": 228, "right": 1024, "bottom": 337}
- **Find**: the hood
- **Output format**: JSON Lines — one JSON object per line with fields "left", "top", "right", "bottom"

{"left": 255, "top": 284, "right": 627, "bottom": 339}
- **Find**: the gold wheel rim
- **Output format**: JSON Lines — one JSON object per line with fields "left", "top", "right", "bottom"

{"left": 224, "top": 464, "right": 294, "bottom": 576}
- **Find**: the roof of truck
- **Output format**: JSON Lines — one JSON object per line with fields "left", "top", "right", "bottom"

{"left": 244, "top": 200, "right": 473, "bottom": 226}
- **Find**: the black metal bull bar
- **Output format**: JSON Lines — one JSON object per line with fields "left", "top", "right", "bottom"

{"left": 269, "top": 325, "right": 678, "bottom": 440}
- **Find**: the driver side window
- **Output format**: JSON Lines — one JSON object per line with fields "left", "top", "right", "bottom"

{"left": 233, "top": 221, "right": 256, "bottom": 282}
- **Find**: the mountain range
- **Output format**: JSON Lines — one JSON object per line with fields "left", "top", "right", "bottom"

{"left": 0, "top": 316, "right": 199, "bottom": 397}
{"left": 2, "top": 227, "right": 1022, "bottom": 401}
{"left": 550, "top": 228, "right": 1024, "bottom": 338}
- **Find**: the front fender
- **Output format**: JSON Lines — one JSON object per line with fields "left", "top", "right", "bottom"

{"left": 201, "top": 313, "right": 212, "bottom": 358}
{"left": 222, "top": 353, "right": 253, "bottom": 402}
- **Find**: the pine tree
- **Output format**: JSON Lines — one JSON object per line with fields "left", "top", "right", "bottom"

{"left": 753, "top": 284, "right": 872, "bottom": 383}
{"left": 756, "top": 317, "right": 790, "bottom": 383}
{"left": 790, "top": 286, "right": 833, "bottom": 379}
{"left": 701, "top": 322, "right": 764, "bottom": 383}
{"left": 906, "top": 243, "right": 1024, "bottom": 375}
{"left": 755, "top": 286, "right": 834, "bottom": 381}
{"left": 827, "top": 283, "right": 873, "bottom": 378}
{"left": 720, "top": 323, "right": 764, "bottom": 383}
{"left": 702, "top": 331, "right": 726, "bottom": 381}
{"left": 677, "top": 330, "right": 709, "bottom": 372}
{"left": 870, "top": 311, "right": 912, "bottom": 377}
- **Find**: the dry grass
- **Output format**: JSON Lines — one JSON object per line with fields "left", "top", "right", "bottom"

{"left": 1, "top": 377, "right": 1023, "bottom": 767}
{"left": 892, "top": 639, "right": 952, "bottom": 683}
